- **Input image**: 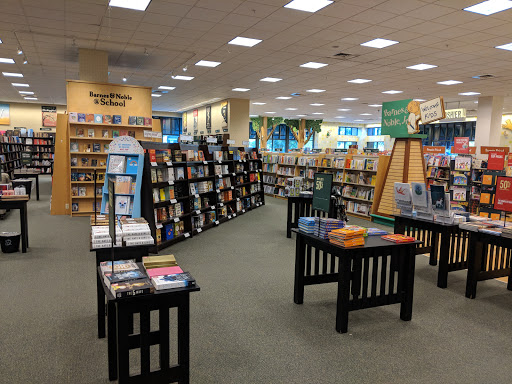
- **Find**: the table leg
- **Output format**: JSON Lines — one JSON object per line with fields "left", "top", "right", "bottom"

{"left": 97, "top": 274, "right": 105, "bottom": 339}
{"left": 108, "top": 301, "right": 118, "bottom": 381}
{"left": 36, "top": 175, "right": 39, "bottom": 201}
{"left": 465, "top": 234, "right": 482, "bottom": 299}
{"left": 24, "top": 205, "right": 29, "bottom": 248}
{"left": 437, "top": 231, "right": 450, "bottom": 288}
{"left": 293, "top": 234, "right": 306, "bottom": 304}
{"left": 336, "top": 255, "right": 351, "bottom": 333}
{"left": 178, "top": 295, "right": 190, "bottom": 384}
{"left": 287, "top": 199, "right": 292, "bottom": 238}
{"left": 430, "top": 231, "right": 438, "bottom": 266}
{"left": 19, "top": 206, "right": 27, "bottom": 253}
{"left": 400, "top": 246, "right": 416, "bottom": 321}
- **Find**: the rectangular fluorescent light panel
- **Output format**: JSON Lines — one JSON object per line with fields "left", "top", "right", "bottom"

{"left": 109, "top": 0, "right": 152, "bottom": 11}
{"left": 310, "top": 103, "right": 324, "bottom": 106}
{"left": 12, "top": 83, "right": 29, "bottom": 87}
{"left": 341, "top": 98, "right": 358, "bottom": 101}
{"left": 158, "top": 86, "right": 175, "bottom": 90}
{"left": 300, "top": 62, "right": 328, "bottom": 69}
{"left": 260, "top": 77, "right": 282, "bottom": 82}
{"left": 307, "top": 89, "right": 326, "bottom": 93}
{"left": 3, "top": 72, "right": 23, "bottom": 77}
{"left": 0, "top": 39, "right": 2, "bottom": 44}
{"left": 348, "top": 79, "right": 372, "bottom": 84}
{"left": 335, "top": 116, "right": 346, "bottom": 119}
{"left": 0, "top": 58, "right": 15, "bottom": 64}
{"left": 252, "top": 102, "right": 266, "bottom": 105}
{"left": 151, "top": 94, "right": 162, "bottom": 97}
{"left": 459, "top": 92, "right": 481, "bottom": 96}
{"left": 276, "top": 96, "right": 292, "bottom": 99}
{"left": 233, "top": 88, "right": 250, "bottom": 92}
{"left": 495, "top": 42, "right": 512, "bottom": 51}
{"left": 464, "top": 0, "right": 512, "bottom": 15}
{"left": 407, "top": 63, "right": 437, "bottom": 70}
{"left": 172, "top": 75, "right": 194, "bottom": 81}
{"left": 297, "top": 114, "right": 306, "bottom": 117}
{"left": 285, "top": 108, "right": 298, "bottom": 111}
{"left": 19, "top": 91, "right": 34, "bottom": 94}
{"left": 312, "top": 112, "right": 324, "bottom": 115}
{"left": 369, "top": 104, "right": 382, "bottom": 107}
{"left": 265, "top": 112, "right": 276, "bottom": 114}
{"left": 228, "top": 36, "right": 262, "bottom": 47}
{"left": 360, "top": 113, "right": 372, "bottom": 116}
{"left": 338, "top": 109, "right": 351, "bottom": 111}
{"left": 195, "top": 60, "right": 221, "bottom": 67}
{"left": 24, "top": 97, "right": 37, "bottom": 100}
{"left": 284, "top": 0, "right": 333, "bottom": 12}
{"left": 382, "top": 90, "right": 403, "bottom": 94}
{"left": 437, "top": 80, "right": 463, "bottom": 85}
{"left": 361, "top": 38, "right": 399, "bottom": 49}
{"left": 414, "top": 99, "right": 426, "bottom": 102}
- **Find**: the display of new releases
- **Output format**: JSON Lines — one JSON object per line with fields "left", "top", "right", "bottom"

{"left": 90, "top": 217, "right": 154, "bottom": 249}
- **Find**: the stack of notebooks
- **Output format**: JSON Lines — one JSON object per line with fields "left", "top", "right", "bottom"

{"left": 328, "top": 227, "right": 366, "bottom": 248}
{"left": 315, "top": 218, "right": 345, "bottom": 239}
{"left": 298, "top": 217, "right": 318, "bottom": 234}
{"left": 143, "top": 254, "right": 196, "bottom": 291}
{"left": 381, "top": 234, "right": 416, "bottom": 243}
{"left": 101, "top": 260, "right": 153, "bottom": 298}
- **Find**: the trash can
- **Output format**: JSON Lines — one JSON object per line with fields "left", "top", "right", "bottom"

{"left": 0, "top": 232, "right": 21, "bottom": 253}
{"left": 12, "top": 179, "right": 32, "bottom": 199}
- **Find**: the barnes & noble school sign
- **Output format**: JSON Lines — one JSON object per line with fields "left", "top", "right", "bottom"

{"left": 89, "top": 91, "right": 132, "bottom": 107}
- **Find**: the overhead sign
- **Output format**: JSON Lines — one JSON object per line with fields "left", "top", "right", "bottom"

{"left": 423, "top": 146, "right": 445, "bottom": 154}
{"left": 242, "top": 141, "right": 250, "bottom": 146}
{"left": 488, "top": 151, "right": 506, "bottom": 171}
{"left": 469, "top": 147, "right": 476, "bottom": 154}
{"left": 481, "top": 146, "right": 509, "bottom": 155}
{"left": 419, "top": 97, "right": 445, "bottom": 124}
{"left": 444, "top": 108, "right": 466, "bottom": 120}
{"left": 452, "top": 137, "right": 470, "bottom": 154}
{"left": 494, "top": 176, "right": 512, "bottom": 212}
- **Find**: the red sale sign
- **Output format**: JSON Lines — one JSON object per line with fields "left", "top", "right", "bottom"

{"left": 452, "top": 137, "right": 469, "bottom": 154}
{"left": 495, "top": 176, "right": 512, "bottom": 212}
{"left": 488, "top": 151, "right": 505, "bottom": 171}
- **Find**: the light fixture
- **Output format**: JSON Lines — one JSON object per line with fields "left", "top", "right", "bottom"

{"left": 2, "top": 72, "right": 23, "bottom": 77}
{"left": 195, "top": 60, "right": 221, "bottom": 67}
{"left": 284, "top": 0, "right": 333, "bottom": 12}
{"left": 406, "top": 63, "right": 438, "bottom": 71}
{"left": 17, "top": 48, "right": 23, "bottom": 55}
{"left": 495, "top": 42, "right": 512, "bottom": 51}
{"left": 23, "top": 57, "right": 28, "bottom": 64}
{"left": 338, "top": 109, "right": 351, "bottom": 111}
{"left": 233, "top": 88, "right": 250, "bottom": 92}
{"left": 122, "top": 77, "right": 127, "bottom": 82}
{"left": 297, "top": 114, "right": 307, "bottom": 117}
{"left": 437, "top": 80, "right": 463, "bottom": 85}
{"left": 19, "top": 91, "right": 34, "bottom": 95}
{"left": 171, "top": 75, "right": 194, "bottom": 81}
{"left": 464, "top": 0, "right": 512, "bottom": 15}
{"left": 276, "top": 96, "right": 292, "bottom": 99}
{"left": 382, "top": 90, "right": 403, "bottom": 94}
{"left": 24, "top": 97, "right": 37, "bottom": 100}
{"left": 306, "top": 89, "right": 326, "bottom": 93}
{"left": 249, "top": 115, "right": 259, "bottom": 117}
{"left": 0, "top": 38, "right": 2, "bottom": 44}
{"left": 459, "top": 92, "right": 481, "bottom": 96}
{"left": 347, "top": 78, "right": 372, "bottom": 84}
{"left": 182, "top": 66, "right": 188, "bottom": 72}
{"left": 285, "top": 108, "right": 298, "bottom": 111}
{"left": 414, "top": 99, "right": 426, "bottom": 102}
{"left": 354, "top": 119, "right": 365, "bottom": 122}
{"left": 109, "top": 0, "right": 152, "bottom": 12}
{"left": 361, "top": 38, "right": 399, "bottom": 49}
{"left": 228, "top": 36, "right": 262, "bottom": 47}
{"left": 360, "top": 113, "right": 372, "bottom": 116}
{"left": 335, "top": 116, "right": 346, "bottom": 119}
{"left": 151, "top": 94, "right": 162, "bottom": 97}
{"left": 300, "top": 62, "right": 328, "bottom": 69}
{"left": 252, "top": 102, "right": 266, "bottom": 105}
{"left": 341, "top": 97, "right": 358, "bottom": 101}
{"left": 0, "top": 58, "right": 15, "bottom": 64}
{"left": 12, "top": 83, "right": 29, "bottom": 87}
{"left": 158, "top": 86, "right": 176, "bottom": 90}
{"left": 310, "top": 103, "right": 324, "bottom": 106}
{"left": 369, "top": 104, "right": 382, "bottom": 107}
{"left": 312, "top": 112, "right": 324, "bottom": 115}
{"left": 264, "top": 111, "right": 276, "bottom": 114}
{"left": 474, "top": 101, "right": 479, "bottom": 103}
{"left": 260, "top": 77, "right": 282, "bottom": 82}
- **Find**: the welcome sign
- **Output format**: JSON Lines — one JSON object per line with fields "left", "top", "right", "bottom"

{"left": 382, "top": 99, "right": 427, "bottom": 138}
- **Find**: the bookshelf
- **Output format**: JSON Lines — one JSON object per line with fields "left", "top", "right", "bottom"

{"left": 141, "top": 143, "right": 265, "bottom": 252}
{"left": 19, "top": 134, "right": 55, "bottom": 174}
{"left": 0, "top": 135, "right": 23, "bottom": 179}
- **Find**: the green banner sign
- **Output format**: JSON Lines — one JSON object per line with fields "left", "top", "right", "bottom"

{"left": 313, "top": 173, "right": 333, "bottom": 213}
{"left": 382, "top": 99, "right": 426, "bottom": 138}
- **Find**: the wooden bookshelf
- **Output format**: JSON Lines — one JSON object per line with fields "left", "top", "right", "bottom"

{"left": 0, "top": 136, "right": 23, "bottom": 178}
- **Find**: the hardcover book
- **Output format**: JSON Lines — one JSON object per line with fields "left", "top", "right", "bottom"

{"left": 144, "top": 117, "right": 152, "bottom": 126}
{"left": 410, "top": 182, "right": 428, "bottom": 208}
{"left": 151, "top": 272, "right": 196, "bottom": 291}
{"left": 430, "top": 185, "right": 446, "bottom": 210}
{"left": 128, "top": 131, "right": 135, "bottom": 138}
{"left": 103, "top": 115, "right": 112, "bottom": 124}
{"left": 108, "top": 155, "right": 126, "bottom": 173}
{"left": 102, "top": 130, "right": 109, "bottom": 138}
{"left": 72, "top": 203, "right": 79, "bottom": 212}
{"left": 128, "top": 116, "right": 137, "bottom": 125}
{"left": 120, "top": 129, "right": 128, "bottom": 136}
{"left": 94, "top": 114, "right": 103, "bottom": 124}
{"left": 113, "top": 130, "right": 119, "bottom": 138}
{"left": 70, "top": 142, "right": 79, "bottom": 152}
{"left": 88, "top": 129, "right": 95, "bottom": 138}
{"left": 99, "top": 260, "right": 138, "bottom": 274}
{"left": 77, "top": 113, "right": 86, "bottom": 122}
{"left": 85, "top": 114, "right": 94, "bottom": 123}
{"left": 136, "top": 116, "right": 144, "bottom": 125}
{"left": 115, "top": 195, "right": 131, "bottom": 215}
{"left": 76, "top": 128, "right": 84, "bottom": 137}
{"left": 125, "top": 156, "right": 138, "bottom": 174}
{"left": 93, "top": 143, "right": 101, "bottom": 153}
{"left": 81, "top": 157, "right": 88, "bottom": 166}
{"left": 104, "top": 144, "right": 109, "bottom": 153}
{"left": 69, "top": 112, "right": 78, "bottom": 122}
{"left": 113, "top": 115, "right": 122, "bottom": 124}
{"left": 71, "top": 157, "right": 78, "bottom": 166}
{"left": 110, "top": 279, "right": 153, "bottom": 298}
{"left": 394, "top": 182, "right": 412, "bottom": 203}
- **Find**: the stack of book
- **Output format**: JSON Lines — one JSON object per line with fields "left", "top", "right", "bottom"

{"left": 315, "top": 218, "right": 345, "bottom": 239}
{"left": 120, "top": 218, "right": 154, "bottom": 246}
{"left": 101, "top": 260, "right": 154, "bottom": 298}
{"left": 328, "top": 227, "right": 366, "bottom": 248}
{"left": 381, "top": 234, "right": 416, "bottom": 243}
{"left": 501, "top": 226, "right": 512, "bottom": 239}
{"left": 366, "top": 227, "right": 388, "bottom": 236}
{"left": 298, "top": 217, "right": 318, "bottom": 234}
{"left": 91, "top": 225, "right": 122, "bottom": 249}
{"left": 143, "top": 254, "right": 196, "bottom": 291}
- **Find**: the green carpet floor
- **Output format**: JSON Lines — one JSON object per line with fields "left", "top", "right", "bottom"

{"left": 0, "top": 176, "right": 511, "bottom": 383}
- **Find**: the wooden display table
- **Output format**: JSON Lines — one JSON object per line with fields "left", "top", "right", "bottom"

{"left": 292, "top": 229, "right": 420, "bottom": 333}
{"left": 0, "top": 196, "right": 29, "bottom": 252}
{"left": 13, "top": 171, "right": 40, "bottom": 200}
{"left": 286, "top": 196, "right": 336, "bottom": 238}
{"left": 97, "top": 263, "right": 200, "bottom": 383}
{"left": 394, "top": 215, "right": 468, "bottom": 288}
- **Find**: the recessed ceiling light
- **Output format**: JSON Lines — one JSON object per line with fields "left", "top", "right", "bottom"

{"left": 335, "top": 116, "right": 346, "bottom": 119}
{"left": 312, "top": 112, "right": 324, "bottom": 115}
{"left": 151, "top": 94, "right": 162, "bottom": 97}
{"left": 341, "top": 98, "right": 358, "bottom": 101}
{"left": 195, "top": 60, "right": 221, "bottom": 67}
{"left": 474, "top": 101, "right": 479, "bottom": 103}
{"left": 276, "top": 96, "right": 292, "bottom": 99}
{"left": 369, "top": 104, "right": 382, "bottom": 107}
{"left": 464, "top": 0, "right": 512, "bottom": 16}
{"left": 361, "top": 38, "right": 399, "bottom": 49}
{"left": 233, "top": 88, "right": 250, "bottom": 92}
{"left": 252, "top": 102, "right": 266, "bottom": 105}
{"left": 406, "top": 63, "right": 438, "bottom": 71}
{"left": 24, "top": 97, "right": 37, "bottom": 100}
{"left": 19, "top": 91, "right": 34, "bottom": 95}
{"left": 122, "top": 77, "right": 127, "bottom": 82}
{"left": 338, "top": 108, "right": 351, "bottom": 111}
{"left": 495, "top": 42, "right": 512, "bottom": 51}
{"left": 12, "top": 83, "right": 29, "bottom": 87}
{"left": 109, "top": 0, "right": 152, "bottom": 11}
{"left": 265, "top": 111, "right": 276, "bottom": 114}
{"left": 2, "top": 72, "right": 23, "bottom": 77}
{"left": 347, "top": 79, "right": 372, "bottom": 84}
{"left": 260, "top": 77, "right": 282, "bottom": 82}
{"left": 284, "top": 0, "right": 333, "bottom": 12}
{"left": 355, "top": 119, "right": 365, "bottom": 122}
{"left": 0, "top": 39, "right": 2, "bottom": 44}
{"left": 0, "top": 58, "right": 15, "bottom": 64}
{"left": 285, "top": 108, "right": 298, "bottom": 111}
{"left": 228, "top": 36, "right": 262, "bottom": 47}
{"left": 158, "top": 86, "right": 175, "bottom": 90}
{"left": 437, "top": 80, "right": 463, "bottom": 85}
{"left": 459, "top": 92, "right": 481, "bottom": 96}
{"left": 297, "top": 114, "right": 307, "bottom": 117}
{"left": 414, "top": 98, "right": 426, "bottom": 102}
{"left": 310, "top": 103, "right": 324, "bottom": 106}
{"left": 382, "top": 90, "right": 403, "bottom": 94}
{"left": 171, "top": 75, "right": 194, "bottom": 81}
{"left": 360, "top": 113, "right": 372, "bottom": 116}
{"left": 250, "top": 115, "right": 259, "bottom": 117}
{"left": 300, "top": 62, "right": 328, "bottom": 69}
{"left": 306, "top": 89, "right": 326, "bottom": 93}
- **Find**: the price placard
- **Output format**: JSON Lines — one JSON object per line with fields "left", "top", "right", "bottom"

{"left": 195, "top": 210, "right": 200, "bottom": 214}
{"left": 206, "top": 137, "right": 217, "bottom": 143}
{"left": 156, "top": 223, "right": 163, "bottom": 229}
{"left": 168, "top": 181, "right": 174, "bottom": 185}
{"left": 231, "top": 186, "right": 234, "bottom": 189}
{"left": 242, "top": 141, "right": 250, "bottom": 146}
{"left": 233, "top": 213, "right": 236, "bottom": 217}
{"left": 203, "top": 161, "right": 208, "bottom": 165}
{"left": 227, "top": 139, "right": 235, "bottom": 145}
{"left": 174, "top": 218, "right": 179, "bottom": 222}
{"left": 242, "top": 209, "right": 245, "bottom": 213}
{"left": 194, "top": 194, "right": 199, "bottom": 198}
{"left": 166, "top": 161, "right": 173, "bottom": 166}
{"left": 180, "top": 134, "right": 193, "bottom": 142}
{"left": 215, "top": 220, "right": 220, "bottom": 225}
{"left": 170, "top": 199, "right": 177, "bottom": 204}
{"left": 197, "top": 228, "right": 202, "bottom": 233}
{"left": 150, "top": 162, "right": 158, "bottom": 167}
{"left": 228, "top": 215, "right": 232, "bottom": 219}
{"left": 219, "top": 203, "right": 224, "bottom": 207}
{"left": 494, "top": 176, "right": 512, "bottom": 212}
{"left": 184, "top": 232, "right": 190, "bottom": 238}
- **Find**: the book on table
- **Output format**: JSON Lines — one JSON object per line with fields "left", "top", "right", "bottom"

{"left": 151, "top": 272, "right": 196, "bottom": 291}
{"left": 381, "top": 234, "right": 416, "bottom": 243}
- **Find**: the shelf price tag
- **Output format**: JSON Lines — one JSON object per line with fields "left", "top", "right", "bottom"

{"left": 239, "top": 160, "right": 242, "bottom": 163}
{"left": 203, "top": 161, "right": 208, "bottom": 165}
{"left": 237, "top": 198, "right": 240, "bottom": 201}
{"left": 232, "top": 173, "right": 236, "bottom": 176}
{"left": 170, "top": 199, "right": 177, "bottom": 204}
{"left": 219, "top": 203, "right": 224, "bottom": 207}
{"left": 195, "top": 210, "right": 201, "bottom": 214}
{"left": 243, "top": 159, "right": 247, "bottom": 162}
{"left": 218, "top": 160, "right": 222, "bottom": 164}
{"left": 174, "top": 218, "right": 179, "bottom": 223}
{"left": 168, "top": 181, "right": 174, "bottom": 185}
{"left": 228, "top": 215, "right": 232, "bottom": 219}
{"left": 217, "top": 175, "right": 222, "bottom": 178}
{"left": 244, "top": 171, "right": 247, "bottom": 174}
{"left": 197, "top": 228, "right": 202, "bottom": 233}
{"left": 210, "top": 206, "right": 215, "bottom": 210}
{"left": 166, "top": 161, "right": 173, "bottom": 166}
{"left": 216, "top": 189, "right": 220, "bottom": 193}
{"left": 184, "top": 232, "right": 190, "bottom": 238}
{"left": 215, "top": 220, "right": 220, "bottom": 225}
{"left": 231, "top": 186, "right": 234, "bottom": 190}
{"left": 242, "top": 209, "right": 246, "bottom": 213}
{"left": 150, "top": 162, "right": 158, "bottom": 167}
{"left": 233, "top": 213, "right": 236, "bottom": 217}
{"left": 194, "top": 194, "right": 199, "bottom": 198}
{"left": 156, "top": 223, "right": 163, "bottom": 229}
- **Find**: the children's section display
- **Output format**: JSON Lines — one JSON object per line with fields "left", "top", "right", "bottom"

{"left": 98, "top": 136, "right": 145, "bottom": 218}
{"left": 140, "top": 143, "right": 264, "bottom": 252}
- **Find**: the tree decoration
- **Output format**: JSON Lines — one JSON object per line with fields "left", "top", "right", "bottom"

{"left": 303, "top": 119, "right": 323, "bottom": 146}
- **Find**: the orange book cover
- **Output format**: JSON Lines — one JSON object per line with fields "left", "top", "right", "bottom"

{"left": 85, "top": 114, "right": 94, "bottom": 123}
{"left": 187, "top": 167, "right": 192, "bottom": 179}
{"left": 482, "top": 174, "right": 493, "bottom": 185}
{"left": 480, "top": 193, "right": 491, "bottom": 204}
{"left": 490, "top": 213, "right": 501, "bottom": 221}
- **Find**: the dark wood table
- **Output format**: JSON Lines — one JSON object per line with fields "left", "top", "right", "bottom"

{"left": 98, "top": 263, "right": 200, "bottom": 383}
{"left": 0, "top": 198, "right": 29, "bottom": 252}
{"left": 287, "top": 196, "right": 336, "bottom": 238}
{"left": 13, "top": 172, "right": 40, "bottom": 200}
{"left": 394, "top": 215, "right": 468, "bottom": 288}
{"left": 293, "top": 229, "right": 420, "bottom": 333}
{"left": 463, "top": 229, "right": 512, "bottom": 299}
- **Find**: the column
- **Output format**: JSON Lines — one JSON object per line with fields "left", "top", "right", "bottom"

{"left": 79, "top": 48, "right": 108, "bottom": 83}
{"left": 228, "top": 98, "right": 250, "bottom": 145}
{"left": 474, "top": 96, "right": 504, "bottom": 151}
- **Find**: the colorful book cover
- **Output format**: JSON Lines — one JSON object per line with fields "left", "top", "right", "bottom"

{"left": 146, "top": 266, "right": 183, "bottom": 278}
{"left": 104, "top": 144, "right": 109, "bottom": 153}
{"left": 128, "top": 131, "right": 135, "bottom": 138}
{"left": 88, "top": 128, "right": 95, "bottom": 137}
{"left": 394, "top": 182, "right": 412, "bottom": 203}
{"left": 76, "top": 128, "right": 84, "bottom": 137}
{"left": 113, "top": 130, "right": 119, "bottom": 138}
{"left": 115, "top": 195, "right": 130, "bottom": 215}
{"left": 69, "top": 112, "right": 78, "bottom": 122}
{"left": 430, "top": 185, "right": 446, "bottom": 210}
{"left": 165, "top": 224, "right": 174, "bottom": 240}
{"left": 94, "top": 114, "right": 103, "bottom": 123}
{"left": 102, "top": 130, "right": 109, "bottom": 138}
{"left": 93, "top": 143, "right": 101, "bottom": 152}
{"left": 125, "top": 156, "right": 138, "bottom": 174}
{"left": 71, "top": 157, "right": 77, "bottom": 166}
{"left": 381, "top": 234, "right": 416, "bottom": 243}
{"left": 136, "top": 116, "right": 144, "bottom": 125}
{"left": 120, "top": 129, "right": 128, "bottom": 136}
{"left": 85, "top": 114, "right": 94, "bottom": 123}
{"left": 103, "top": 115, "right": 112, "bottom": 124}
{"left": 70, "top": 142, "right": 79, "bottom": 152}
{"left": 128, "top": 116, "right": 137, "bottom": 125}
{"left": 410, "top": 182, "right": 427, "bottom": 208}
{"left": 81, "top": 157, "right": 88, "bottom": 166}
{"left": 144, "top": 117, "right": 152, "bottom": 126}
{"left": 77, "top": 113, "right": 86, "bottom": 122}
{"left": 113, "top": 115, "right": 122, "bottom": 124}
{"left": 72, "top": 203, "right": 79, "bottom": 212}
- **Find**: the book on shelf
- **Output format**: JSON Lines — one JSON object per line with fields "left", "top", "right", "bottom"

{"left": 71, "top": 157, "right": 77, "bottom": 166}
{"left": 70, "top": 142, "right": 79, "bottom": 152}
{"left": 136, "top": 116, "right": 144, "bottom": 125}
{"left": 120, "top": 129, "right": 128, "bottom": 137}
{"left": 128, "top": 116, "right": 137, "bottom": 125}
{"left": 113, "top": 130, "right": 119, "bottom": 138}
{"left": 93, "top": 143, "right": 101, "bottom": 153}
{"left": 128, "top": 131, "right": 135, "bottom": 138}
{"left": 86, "top": 114, "right": 94, "bottom": 123}
{"left": 76, "top": 128, "right": 84, "bottom": 137}
{"left": 115, "top": 195, "right": 131, "bottom": 215}
{"left": 125, "top": 156, "right": 138, "bottom": 174}
{"left": 72, "top": 202, "right": 79, "bottom": 211}
{"left": 108, "top": 155, "right": 126, "bottom": 173}
{"left": 113, "top": 115, "right": 122, "bottom": 124}
{"left": 103, "top": 115, "right": 112, "bottom": 124}
{"left": 151, "top": 272, "right": 195, "bottom": 290}
{"left": 102, "top": 130, "right": 109, "bottom": 138}
{"left": 144, "top": 117, "right": 152, "bottom": 126}
{"left": 69, "top": 112, "right": 78, "bottom": 122}
{"left": 94, "top": 114, "right": 102, "bottom": 123}
{"left": 115, "top": 176, "right": 132, "bottom": 194}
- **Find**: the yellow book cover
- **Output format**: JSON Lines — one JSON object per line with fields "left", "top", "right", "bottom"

{"left": 480, "top": 193, "right": 491, "bottom": 204}
{"left": 491, "top": 213, "right": 501, "bottom": 221}
{"left": 159, "top": 188, "right": 166, "bottom": 201}
{"left": 482, "top": 174, "right": 493, "bottom": 185}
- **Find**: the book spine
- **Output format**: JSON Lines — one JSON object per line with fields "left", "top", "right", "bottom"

{"left": 114, "top": 286, "right": 153, "bottom": 298}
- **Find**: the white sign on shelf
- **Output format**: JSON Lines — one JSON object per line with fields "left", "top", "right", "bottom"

{"left": 174, "top": 218, "right": 179, "bottom": 223}
{"left": 210, "top": 206, "right": 215, "bottom": 210}
{"left": 194, "top": 194, "right": 199, "bottom": 198}
{"left": 180, "top": 134, "right": 193, "bottom": 142}
{"left": 203, "top": 161, "right": 208, "bottom": 165}
{"left": 143, "top": 130, "right": 153, "bottom": 138}
{"left": 242, "top": 141, "right": 250, "bottom": 146}
{"left": 219, "top": 203, "right": 224, "bottom": 207}
{"left": 196, "top": 210, "right": 200, "bottom": 214}
{"left": 215, "top": 220, "right": 220, "bottom": 225}
{"left": 232, "top": 173, "right": 236, "bottom": 176}
{"left": 170, "top": 199, "right": 177, "bottom": 204}
{"left": 156, "top": 223, "right": 163, "bottom": 229}
{"left": 150, "top": 162, "right": 158, "bottom": 167}
{"left": 216, "top": 189, "right": 220, "bottom": 193}
{"left": 228, "top": 215, "right": 232, "bottom": 219}
{"left": 237, "top": 198, "right": 240, "bottom": 201}
{"left": 230, "top": 186, "right": 234, "bottom": 190}
{"left": 168, "top": 181, "right": 174, "bottom": 185}
{"left": 197, "top": 228, "right": 202, "bottom": 233}
{"left": 166, "top": 161, "right": 173, "bottom": 166}
{"left": 242, "top": 209, "right": 246, "bottom": 213}
{"left": 227, "top": 139, "right": 235, "bottom": 145}
{"left": 152, "top": 131, "right": 162, "bottom": 139}
{"left": 206, "top": 137, "right": 218, "bottom": 143}
{"left": 184, "top": 232, "right": 190, "bottom": 238}
{"left": 233, "top": 213, "right": 236, "bottom": 217}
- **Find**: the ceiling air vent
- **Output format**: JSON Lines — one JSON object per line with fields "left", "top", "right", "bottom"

{"left": 332, "top": 52, "right": 357, "bottom": 60}
{"left": 290, "top": 93, "right": 301, "bottom": 97}
{"left": 472, "top": 74, "right": 495, "bottom": 79}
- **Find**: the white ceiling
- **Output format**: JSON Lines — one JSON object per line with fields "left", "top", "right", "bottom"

{"left": 1, "top": 0, "right": 512, "bottom": 123}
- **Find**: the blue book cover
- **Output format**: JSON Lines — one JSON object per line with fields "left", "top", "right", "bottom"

{"left": 77, "top": 113, "right": 86, "bottom": 122}
{"left": 113, "top": 115, "right": 122, "bottom": 124}
{"left": 165, "top": 224, "right": 174, "bottom": 240}
{"left": 94, "top": 114, "right": 103, "bottom": 123}
{"left": 125, "top": 156, "right": 138, "bottom": 174}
